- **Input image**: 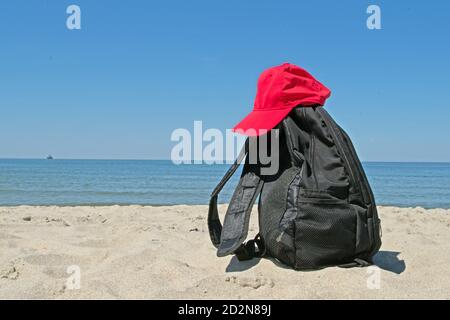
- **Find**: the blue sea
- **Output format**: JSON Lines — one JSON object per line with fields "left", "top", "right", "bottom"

{"left": 0, "top": 159, "right": 449, "bottom": 208}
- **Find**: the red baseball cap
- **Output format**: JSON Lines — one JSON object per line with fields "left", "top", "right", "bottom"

{"left": 232, "top": 63, "right": 331, "bottom": 136}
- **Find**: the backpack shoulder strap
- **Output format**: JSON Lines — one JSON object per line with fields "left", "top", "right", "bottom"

{"left": 208, "top": 138, "right": 265, "bottom": 260}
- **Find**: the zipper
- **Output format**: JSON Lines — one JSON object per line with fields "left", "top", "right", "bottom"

{"left": 303, "top": 108, "right": 319, "bottom": 190}
{"left": 338, "top": 127, "right": 374, "bottom": 205}
{"left": 318, "top": 108, "right": 363, "bottom": 201}
{"left": 310, "top": 135, "right": 319, "bottom": 190}
{"left": 340, "top": 127, "right": 382, "bottom": 251}
{"left": 318, "top": 108, "right": 381, "bottom": 254}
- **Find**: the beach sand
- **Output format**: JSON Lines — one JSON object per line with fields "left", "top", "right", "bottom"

{"left": 0, "top": 205, "right": 449, "bottom": 299}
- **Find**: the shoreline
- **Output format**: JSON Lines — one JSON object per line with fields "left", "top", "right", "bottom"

{"left": 1, "top": 205, "right": 449, "bottom": 299}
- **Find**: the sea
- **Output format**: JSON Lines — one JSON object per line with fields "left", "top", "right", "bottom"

{"left": 0, "top": 159, "right": 449, "bottom": 208}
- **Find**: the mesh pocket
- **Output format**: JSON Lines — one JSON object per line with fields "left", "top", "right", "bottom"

{"left": 295, "top": 201, "right": 356, "bottom": 269}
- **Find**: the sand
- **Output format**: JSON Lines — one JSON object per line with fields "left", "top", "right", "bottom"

{"left": 0, "top": 205, "right": 449, "bottom": 299}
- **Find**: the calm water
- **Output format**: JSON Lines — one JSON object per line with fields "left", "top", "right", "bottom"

{"left": 0, "top": 159, "right": 449, "bottom": 208}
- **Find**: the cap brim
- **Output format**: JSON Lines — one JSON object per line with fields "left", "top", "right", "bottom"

{"left": 232, "top": 108, "right": 293, "bottom": 136}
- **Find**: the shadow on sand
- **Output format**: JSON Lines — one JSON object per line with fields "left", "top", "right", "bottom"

{"left": 225, "top": 256, "right": 261, "bottom": 272}
{"left": 372, "top": 250, "right": 406, "bottom": 274}
{"left": 225, "top": 250, "right": 406, "bottom": 274}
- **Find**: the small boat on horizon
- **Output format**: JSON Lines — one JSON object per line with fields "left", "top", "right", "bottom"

{"left": 46, "top": 155, "right": 54, "bottom": 160}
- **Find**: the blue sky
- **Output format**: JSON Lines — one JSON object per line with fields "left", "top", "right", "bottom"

{"left": 0, "top": 0, "right": 449, "bottom": 161}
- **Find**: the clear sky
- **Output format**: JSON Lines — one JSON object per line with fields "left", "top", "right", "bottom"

{"left": 1, "top": 0, "right": 449, "bottom": 161}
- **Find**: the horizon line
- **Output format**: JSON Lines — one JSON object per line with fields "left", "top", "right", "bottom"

{"left": 0, "top": 157, "right": 450, "bottom": 164}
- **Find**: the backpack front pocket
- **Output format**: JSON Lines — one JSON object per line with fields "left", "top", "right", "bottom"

{"left": 294, "top": 195, "right": 356, "bottom": 269}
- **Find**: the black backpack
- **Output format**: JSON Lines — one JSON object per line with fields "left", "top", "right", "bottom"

{"left": 208, "top": 106, "right": 382, "bottom": 270}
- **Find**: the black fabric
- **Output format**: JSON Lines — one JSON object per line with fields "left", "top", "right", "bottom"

{"left": 279, "top": 170, "right": 302, "bottom": 236}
